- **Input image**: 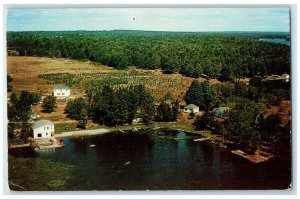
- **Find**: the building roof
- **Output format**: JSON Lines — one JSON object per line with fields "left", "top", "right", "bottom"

{"left": 184, "top": 104, "right": 199, "bottom": 109}
{"left": 53, "top": 86, "right": 70, "bottom": 90}
{"left": 214, "top": 107, "right": 230, "bottom": 114}
{"left": 31, "top": 120, "right": 54, "bottom": 129}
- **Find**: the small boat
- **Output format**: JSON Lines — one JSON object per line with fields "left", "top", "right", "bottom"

{"left": 123, "top": 161, "right": 131, "bottom": 165}
{"left": 90, "top": 144, "right": 96, "bottom": 147}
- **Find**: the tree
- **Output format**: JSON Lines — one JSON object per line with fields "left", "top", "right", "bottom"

{"left": 224, "top": 99, "right": 261, "bottom": 153}
{"left": 20, "top": 123, "right": 33, "bottom": 142}
{"left": 194, "top": 112, "right": 212, "bottom": 130}
{"left": 271, "top": 121, "right": 291, "bottom": 159}
{"left": 8, "top": 91, "right": 41, "bottom": 122}
{"left": 214, "top": 82, "right": 235, "bottom": 98}
{"left": 42, "top": 96, "right": 57, "bottom": 113}
{"left": 10, "top": 93, "right": 18, "bottom": 106}
{"left": 219, "top": 65, "right": 234, "bottom": 82}
{"left": 156, "top": 102, "right": 173, "bottom": 122}
{"left": 7, "top": 31, "right": 291, "bottom": 77}
{"left": 77, "top": 119, "right": 88, "bottom": 129}
{"left": 155, "top": 92, "right": 179, "bottom": 122}
{"left": 90, "top": 85, "right": 155, "bottom": 126}
{"left": 7, "top": 75, "right": 13, "bottom": 92}
{"left": 133, "top": 85, "right": 155, "bottom": 124}
{"left": 184, "top": 80, "right": 218, "bottom": 110}
{"left": 8, "top": 123, "right": 16, "bottom": 140}
{"left": 65, "top": 98, "right": 88, "bottom": 120}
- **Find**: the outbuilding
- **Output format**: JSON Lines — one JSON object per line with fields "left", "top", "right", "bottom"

{"left": 52, "top": 86, "right": 71, "bottom": 98}
{"left": 213, "top": 107, "right": 230, "bottom": 118}
{"left": 31, "top": 120, "right": 54, "bottom": 139}
{"left": 183, "top": 104, "right": 199, "bottom": 113}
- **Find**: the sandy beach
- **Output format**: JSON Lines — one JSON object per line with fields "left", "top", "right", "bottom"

{"left": 54, "top": 128, "right": 110, "bottom": 138}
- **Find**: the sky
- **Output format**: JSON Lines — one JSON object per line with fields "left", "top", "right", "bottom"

{"left": 6, "top": 7, "right": 290, "bottom": 32}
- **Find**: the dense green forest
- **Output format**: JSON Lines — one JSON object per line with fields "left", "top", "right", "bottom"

{"left": 7, "top": 31, "right": 290, "bottom": 79}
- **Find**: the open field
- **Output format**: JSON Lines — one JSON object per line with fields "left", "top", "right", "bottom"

{"left": 7, "top": 56, "right": 218, "bottom": 104}
{"left": 7, "top": 56, "right": 118, "bottom": 96}
{"left": 7, "top": 56, "right": 215, "bottom": 130}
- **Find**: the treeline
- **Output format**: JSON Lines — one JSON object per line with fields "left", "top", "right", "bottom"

{"left": 7, "top": 31, "right": 290, "bottom": 79}
{"left": 65, "top": 85, "right": 155, "bottom": 127}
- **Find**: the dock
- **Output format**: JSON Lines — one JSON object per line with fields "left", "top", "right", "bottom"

{"left": 8, "top": 137, "right": 64, "bottom": 151}
{"left": 193, "top": 138, "right": 209, "bottom": 142}
{"left": 33, "top": 137, "right": 64, "bottom": 150}
{"left": 231, "top": 150, "right": 270, "bottom": 163}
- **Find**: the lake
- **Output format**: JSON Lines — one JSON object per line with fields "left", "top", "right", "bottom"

{"left": 258, "top": 38, "right": 290, "bottom": 46}
{"left": 8, "top": 129, "right": 291, "bottom": 190}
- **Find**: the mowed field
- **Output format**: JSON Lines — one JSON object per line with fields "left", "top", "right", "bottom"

{"left": 7, "top": 56, "right": 215, "bottom": 126}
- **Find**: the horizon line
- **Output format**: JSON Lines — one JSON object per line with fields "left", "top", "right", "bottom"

{"left": 6, "top": 29, "right": 291, "bottom": 33}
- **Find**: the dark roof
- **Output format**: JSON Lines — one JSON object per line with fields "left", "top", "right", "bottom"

{"left": 31, "top": 120, "right": 54, "bottom": 129}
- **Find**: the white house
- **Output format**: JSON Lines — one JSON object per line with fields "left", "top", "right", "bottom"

{"left": 31, "top": 120, "right": 54, "bottom": 139}
{"left": 183, "top": 104, "right": 199, "bottom": 113}
{"left": 52, "top": 86, "right": 71, "bottom": 98}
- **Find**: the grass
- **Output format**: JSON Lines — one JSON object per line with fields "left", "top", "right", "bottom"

{"left": 7, "top": 56, "right": 206, "bottom": 103}
{"left": 39, "top": 71, "right": 191, "bottom": 102}
{"left": 55, "top": 122, "right": 78, "bottom": 134}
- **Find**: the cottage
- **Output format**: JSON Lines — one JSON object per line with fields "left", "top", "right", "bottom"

{"left": 213, "top": 107, "right": 230, "bottom": 118}
{"left": 31, "top": 120, "right": 54, "bottom": 139}
{"left": 52, "top": 86, "right": 71, "bottom": 98}
{"left": 184, "top": 104, "right": 199, "bottom": 113}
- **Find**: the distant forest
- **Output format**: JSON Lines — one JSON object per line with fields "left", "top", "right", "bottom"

{"left": 7, "top": 31, "right": 290, "bottom": 79}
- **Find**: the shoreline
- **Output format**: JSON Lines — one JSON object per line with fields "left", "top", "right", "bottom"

{"left": 8, "top": 122, "right": 273, "bottom": 163}
{"left": 53, "top": 128, "right": 110, "bottom": 138}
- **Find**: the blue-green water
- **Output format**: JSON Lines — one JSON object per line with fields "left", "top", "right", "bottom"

{"left": 9, "top": 129, "right": 291, "bottom": 190}
{"left": 258, "top": 38, "right": 290, "bottom": 46}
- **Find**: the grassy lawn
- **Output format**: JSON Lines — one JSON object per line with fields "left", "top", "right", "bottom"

{"left": 55, "top": 122, "right": 78, "bottom": 134}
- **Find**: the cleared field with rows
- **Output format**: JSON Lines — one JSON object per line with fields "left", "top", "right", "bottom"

{"left": 7, "top": 56, "right": 213, "bottom": 104}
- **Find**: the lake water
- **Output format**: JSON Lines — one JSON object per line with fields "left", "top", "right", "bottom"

{"left": 9, "top": 129, "right": 291, "bottom": 190}
{"left": 258, "top": 38, "right": 290, "bottom": 46}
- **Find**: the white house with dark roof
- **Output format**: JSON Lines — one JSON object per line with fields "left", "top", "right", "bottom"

{"left": 183, "top": 104, "right": 199, "bottom": 113}
{"left": 52, "top": 86, "right": 70, "bottom": 98}
{"left": 31, "top": 120, "right": 54, "bottom": 139}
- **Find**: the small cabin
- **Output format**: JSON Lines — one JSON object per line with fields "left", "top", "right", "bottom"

{"left": 31, "top": 120, "right": 54, "bottom": 139}
{"left": 52, "top": 86, "right": 71, "bottom": 98}
{"left": 213, "top": 107, "right": 230, "bottom": 118}
{"left": 184, "top": 104, "right": 199, "bottom": 113}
